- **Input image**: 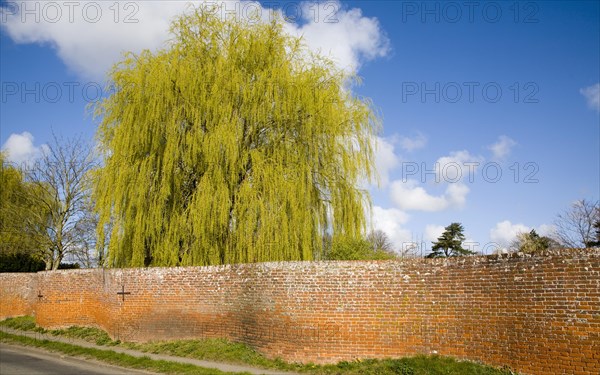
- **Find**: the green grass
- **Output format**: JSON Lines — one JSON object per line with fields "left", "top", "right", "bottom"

{"left": 0, "top": 316, "right": 517, "bottom": 375}
{"left": 0, "top": 316, "right": 117, "bottom": 345}
{"left": 123, "top": 338, "right": 284, "bottom": 370}
{"left": 50, "top": 325, "right": 118, "bottom": 346}
{"left": 0, "top": 331, "right": 246, "bottom": 374}
{"left": 0, "top": 315, "right": 45, "bottom": 332}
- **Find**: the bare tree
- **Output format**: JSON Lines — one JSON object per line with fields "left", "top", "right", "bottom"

{"left": 397, "top": 241, "right": 420, "bottom": 258}
{"left": 23, "top": 134, "right": 98, "bottom": 270}
{"left": 394, "top": 233, "right": 425, "bottom": 258}
{"left": 589, "top": 220, "right": 600, "bottom": 247}
{"left": 62, "top": 196, "right": 98, "bottom": 268}
{"left": 553, "top": 199, "right": 600, "bottom": 248}
{"left": 367, "top": 230, "right": 394, "bottom": 252}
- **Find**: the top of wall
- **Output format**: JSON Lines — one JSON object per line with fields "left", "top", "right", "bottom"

{"left": 2, "top": 248, "right": 598, "bottom": 276}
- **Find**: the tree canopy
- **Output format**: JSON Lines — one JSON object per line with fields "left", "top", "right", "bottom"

{"left": 1, "top": 136, "right": 97, "bottom": 270}
{"left": 94, "top": 9, "right": 379, "bottom": 267}
{"left": 512, "top": 229, "right": 557, "bottom": 254}
{"left": 0, "top": 153, "right": 38, "bottom": 255}
{"left": 326, "top": 236, "right": 396, "bottom": 261}
{"left": 427, "top": 222, "right": 474, "bottom": 258}
{"left": 587, "top": 220, "right": 600, "bottom": 248}
{"left": 321, "top": 230, "right": 397, "bottom": 261}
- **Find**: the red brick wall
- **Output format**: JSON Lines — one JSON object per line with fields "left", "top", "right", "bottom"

{"left": 0, "top": 272, "right": 37, "bottom": 318}
{"left": 1, "top": 250, "right": 599, "bottom": 375}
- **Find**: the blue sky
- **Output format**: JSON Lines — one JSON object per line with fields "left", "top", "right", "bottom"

{"left": 1, "top": 0, "right": 599, "bottom": 255}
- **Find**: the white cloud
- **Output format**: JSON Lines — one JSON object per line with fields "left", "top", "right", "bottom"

{"left": 445, "top": 182, "right": 469, "bottom": 207}
{"left": 536, "top": 223, "right": 556, "bottom": 237}
{"left": 489, "top": 220, "right": 554, "bottom": 249}
{"left": 580, "top": 83, "right": 600, "bottom": 112}
{"left": 1, "top": 1, "right": 189, "bottom": 80}
{"left": 490, "top": 220, "right": 557, "bottom": 249}
{"left": 490, "top": 220, "right": 530, "bottom": 248}
{"left": 371, "top": 133, "right": 427, "bottom": 187}
{"left": 391, "top": 180, "right": 447, "bottom": 211}
{"left": 398, "top": 132, "right": 427, "bottom": 152}
{"left": 1, "top": 132, "right": 46, "bottom": 166}
{"left": 1, "top": 0, "right": 389, "bottom": 80}
{"left": 488, "top": 135, "right": 517, "bottom": 161}
{"left": 373, "top": 136, "right": 399, "bottom": 187}
{"left": 370, "top": 206, "right": 412, "bottom": 250}
{"left": 284, "top": 1, "right": 390, "bottom": 73}
{"left": 435, "top": 150, "right": 484, "bottom": 183}
{"left": 424, "top": 224, "right": 445, "bottom": 243}
{"left": 387, "top": 149, "right": 481, "bottom": 212}
{"left": 390, "top": 179, "right": 469, "bottom": 212}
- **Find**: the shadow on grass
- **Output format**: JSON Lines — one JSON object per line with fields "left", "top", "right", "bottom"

{"left": 0, "top": 316, "right": 517, "bottom": 375}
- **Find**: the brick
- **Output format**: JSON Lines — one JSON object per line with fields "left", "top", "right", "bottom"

{"left": 1, "top": 249, "right": 599, "bottom": 375}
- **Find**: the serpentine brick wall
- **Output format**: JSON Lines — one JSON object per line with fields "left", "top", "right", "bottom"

{"left": 1, "top": 249, "right": 599, "bottom": 375}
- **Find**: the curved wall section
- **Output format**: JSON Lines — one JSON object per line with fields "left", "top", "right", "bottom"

{"left": 1, "top": 250, "right": 599, "bottom": 375}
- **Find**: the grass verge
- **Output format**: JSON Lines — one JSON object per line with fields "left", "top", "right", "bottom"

{"left": 0, "top": 331, "right": 246, "bottom": 374}
{"left": 1, "top": 316, "right": 516, "bottom": 375}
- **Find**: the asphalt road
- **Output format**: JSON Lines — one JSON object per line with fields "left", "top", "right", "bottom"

{"left": 0, "top": 343, "right": 156, "bottom": 375}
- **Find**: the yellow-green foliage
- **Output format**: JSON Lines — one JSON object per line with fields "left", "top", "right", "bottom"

{"left": 94, "top": 9, "right": 379, "bottom": 267}
{"left": 327, "top": 237, "right": 397, "bottom": 261}
{"left": 0, "top": 154, "right": 48, "bottom": 256}
{"left": 0, "top": 153, "right": 29, "bottom": 253}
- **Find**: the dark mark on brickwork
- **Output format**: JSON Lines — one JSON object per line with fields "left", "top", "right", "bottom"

{"left": 117, "top": 285, "right": 131, "bottom": 301}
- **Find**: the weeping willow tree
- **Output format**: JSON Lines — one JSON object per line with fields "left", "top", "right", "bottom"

{"left": 94, "top": 9, "right": 380, "bottom": 267}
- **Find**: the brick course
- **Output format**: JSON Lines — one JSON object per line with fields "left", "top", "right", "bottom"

{"left": 1, "top": 249, "right": 599, "bottom": 374}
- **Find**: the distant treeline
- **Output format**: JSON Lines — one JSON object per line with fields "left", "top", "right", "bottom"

{"left": 0, "top": 252, "right": 80, "bottom": 272}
